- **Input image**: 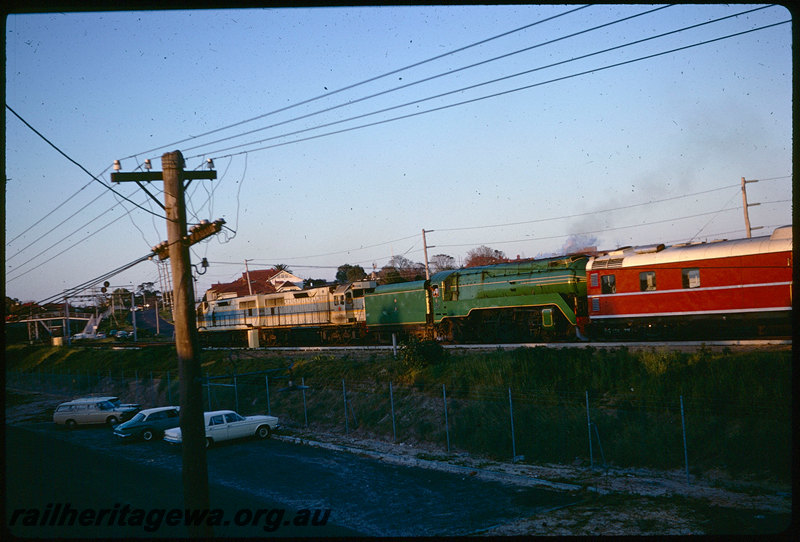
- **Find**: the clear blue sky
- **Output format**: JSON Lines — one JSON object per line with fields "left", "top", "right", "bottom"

{"left": 5, "top": 5, "right": 793, "bottom": 303}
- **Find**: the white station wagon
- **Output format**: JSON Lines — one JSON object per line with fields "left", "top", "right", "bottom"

{"left": 163, "top": 410, "right": 279, "bottom": 447}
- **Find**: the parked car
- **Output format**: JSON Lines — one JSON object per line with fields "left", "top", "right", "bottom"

{"left": 71, "top": 396, "right": 140, "bottom": 410}
{"left": 115, "top": 330, "right": 129, "bottom": 339}
{"left": 163, "top": 410, "right": 278, "bottom": 447}
{"left": 53, "top": 397, "right": 140, "bottom": 428}
{"left": 113, "top": 406, "right": 180, "bottom": 441}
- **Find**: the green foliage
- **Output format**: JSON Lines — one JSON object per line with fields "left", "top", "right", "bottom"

{"left": 398, "top": 338, "right": 448, "bottom": 373}
{"left": 335, "top": 264, "right": 366, "bottom": 283}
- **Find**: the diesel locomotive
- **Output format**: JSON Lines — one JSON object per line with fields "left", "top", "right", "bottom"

{"left": 196, "top": 226, "right": 792, "bottom": 345}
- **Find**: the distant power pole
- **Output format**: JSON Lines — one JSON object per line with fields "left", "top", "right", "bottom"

{"left": 245, "top": 259, "right": 254, "bottom": 295}
{"left": 422, "top": 229, "right": 433, "bottom": 280}
{"left": 740, "top": 177, "right": 762, "bottom": 238}
{"left": 112, "top": 151, "right": 217, "bottom": 537}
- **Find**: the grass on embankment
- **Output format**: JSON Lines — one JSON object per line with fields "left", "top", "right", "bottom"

{"left": 5, "top": 342, "right": 792, "bottom": 482}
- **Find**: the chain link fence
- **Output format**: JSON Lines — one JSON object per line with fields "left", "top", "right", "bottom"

{"left": 7, "top": 368, "right": 791, "bottom": 482}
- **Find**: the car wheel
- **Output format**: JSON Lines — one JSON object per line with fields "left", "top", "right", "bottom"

{"left": 256, "top": 425, "right": 272, "bottom": 439}
{"left": 107, "top": 416, "right": 119, "bottom": 426}
{"left": 65, "top": 419, "right": 77, "bottom": 430}
{"left": 141, "top": 429, "right": 155, "bottom": 441}
{"left": 205, "top": 438, "right": 213, "bottom": 448}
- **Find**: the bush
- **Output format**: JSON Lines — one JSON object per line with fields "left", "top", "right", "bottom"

{"left": 398, "top": 338, "right": 448, "bottom": 373}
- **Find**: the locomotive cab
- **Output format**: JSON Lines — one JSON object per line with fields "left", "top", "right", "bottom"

{"left": 331, "top": 281, "right": 376, "bottom": 325}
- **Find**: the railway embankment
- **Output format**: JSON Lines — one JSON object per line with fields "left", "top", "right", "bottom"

{"left": 6, "top": 341, "right": 792, "bottom": 489}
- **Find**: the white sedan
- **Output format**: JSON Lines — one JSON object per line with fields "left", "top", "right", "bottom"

{"left": 163, "top": 410, "right": 278, "bottom": 447}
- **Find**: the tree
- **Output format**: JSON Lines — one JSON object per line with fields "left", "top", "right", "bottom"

{"left": 108, "top": 287, "right": 134, "bottom": 312}
{"left": 429, "top": 253, "right": 456, "bottom": 274}
{"left": 377, "top": 255, "right": 424, "bottom": 284}
{"left": 274, "top": 263, "right": 292, "bottom": 273}
{"left": 464, "top": 246, "right": 507, "bottom": 267}
{"left": 303, "top": 278, "right": 328, "bottom": 289}
{"left": 335, "top": 264, "right": 366, "bottom": 283}
{"left": 136, "top": 282, "right": 160, "bottom": 308}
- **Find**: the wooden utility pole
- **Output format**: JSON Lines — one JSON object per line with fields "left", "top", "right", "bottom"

{"left": 112, "top": 151, "right": 217, "bottom": 537}
{"left": 162, "top": 151, "right": 210, "bottom": 536}
{"left": 422, "top": 229, "right": 433, "bottom": 280}
{"left": 740, "top": 177, "right": 762, "bottom": 238}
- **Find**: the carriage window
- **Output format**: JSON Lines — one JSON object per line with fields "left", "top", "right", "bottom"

{"left": 682, "top": 268, "right": 700, "bottom": 289}
{"left": 590, "top": 273, "right": 599, "bottom": 288}
{"left": 601, "top": 274, "right": 616, "bottom": 294}
{"left": 639, "top": 271, "right": 656, "bottom": 291}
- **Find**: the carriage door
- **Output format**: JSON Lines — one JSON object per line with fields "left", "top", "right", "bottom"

{"left": 343, "top": 291, "right": 356, "bottom": 322}
{"left": 332, "top": 285, "right": 348, "bottom": 325}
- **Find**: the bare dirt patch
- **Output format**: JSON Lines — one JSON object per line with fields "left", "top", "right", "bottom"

{"left": 277, "top": 430, "right": 792, "bottom": 536}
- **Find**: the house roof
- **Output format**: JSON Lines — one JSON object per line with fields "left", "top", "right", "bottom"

{"left": 206, "top": 268, "right": 302, "bottom": 298}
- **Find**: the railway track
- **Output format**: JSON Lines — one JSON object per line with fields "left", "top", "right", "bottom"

{"left": 60, "top": 339, "right": 791, "bottom": 353}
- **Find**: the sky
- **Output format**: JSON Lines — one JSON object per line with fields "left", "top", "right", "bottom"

{"left": 4, "top": 4, "right": 793, "bottom": 304}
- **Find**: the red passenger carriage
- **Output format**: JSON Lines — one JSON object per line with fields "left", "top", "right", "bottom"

{"left": 585, "top": 226, "right": 792, "bottom": 339}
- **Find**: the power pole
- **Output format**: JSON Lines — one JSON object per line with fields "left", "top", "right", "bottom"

{"left": 130, "top": 289, "right": 138, "bottom": 342}
{"left": 112, "top": 151, "right": 216, "bottom": 537}
{"left": 422, "top": 229, "right": 433, "bottom": 280}
{"left": 245, "top": 259, "right": 254, "bottom": 295}
{"left": 740, "top": 177, "right": 762, "bottom": 238}
{"left": 64, "top": 293, "right": 71, "bottom": 345}
{"left": 163, "top": 152, "right": 210, "bottom": 536}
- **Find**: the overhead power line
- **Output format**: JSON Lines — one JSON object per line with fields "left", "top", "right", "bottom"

{"left": 5, "top": 104, "right": 168, "bottom": 221}
{"left": 6, "top": 197, "right": 148, "bottom": 284}
{"left": 125, "top": 5, "right": 592, "bottom": 161}
{"left": 176, "top": 4, "right": 673, "bottom": 157}
{"left": 6, "top": 177, "right": 98, "bottom": 247}
{"left": 36, "top": 252, "right": 154, "bottom": 306}
{"left": 190, "top": 9, "right": 785, "bottom": 161}
{"left": 7, "top": 189, "right": 110, "bottom": 262}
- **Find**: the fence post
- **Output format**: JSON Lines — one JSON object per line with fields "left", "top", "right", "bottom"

{"left": 234, "top": 372, "right": 239, "bottom": 413}
{"left": 509, "top": 388, "right": 517, "bottom": 462}
{"left": 389, "top": 382, "right": 397, "bottom": 443}
{"left": 443, "top": 384, "right": 451, "bottom": 454}
{"left": 265, "top": 375, "right": 271, "bottom": 415}
{"left": 592, "top": 422, "right": 606, "bottom": 467}
{"left": 342, "top": 379, "right": 349, "bottom": 434}
{"left": 681, "top": 395, "right": 690, "bottom": 485}
{"left": 585, "top": 390, "right": 593, "bottom": 468}
{"left": 167, "top": 371, "right": 172, "bottom": 405}
{"left": 301, "top": 377, "right": 308, "bottom": 427}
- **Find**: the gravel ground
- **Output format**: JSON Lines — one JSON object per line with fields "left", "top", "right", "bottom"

{"left": 6, "top": 388, "right": 793, "bottom": 536}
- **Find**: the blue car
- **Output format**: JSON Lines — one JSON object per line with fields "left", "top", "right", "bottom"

{"left": 113, "top": 406, "right": 180, "bottom": 441}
